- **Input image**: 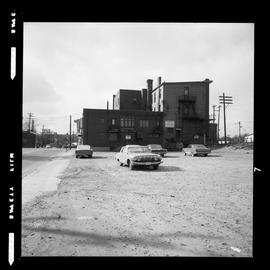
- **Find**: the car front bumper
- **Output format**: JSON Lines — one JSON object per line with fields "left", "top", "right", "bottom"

{"left": 131, "top": 161, "right": 162, "bottom": 166}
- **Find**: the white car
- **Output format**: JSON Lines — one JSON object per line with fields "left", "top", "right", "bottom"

{"left": 115, "top": 145, "right": 162, "bottom": 170}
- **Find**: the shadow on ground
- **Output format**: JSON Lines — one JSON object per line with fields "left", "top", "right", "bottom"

{"left": 77, "top": 156, "right": 108, "bottom": 159}
{"left": 163, "top": 155, "right": 181, "bottom": 158}
{"left": 22, "top": 218, "right": 224, "bottom": 250}
{"left": 130, "top": 165, "right": 183, "bottom": 172}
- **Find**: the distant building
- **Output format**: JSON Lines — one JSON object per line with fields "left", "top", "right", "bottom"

{"left": 244, "top": 133, "right": 254, "bottom": 143}
{"left": 78, "top": 77, "right": 214, "bottom": 150}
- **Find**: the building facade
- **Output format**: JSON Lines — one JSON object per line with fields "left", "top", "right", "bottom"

{"left": 80, "top": 77, "right": 214, "bottom": 150}
{"left": 83, "top": 109, "right": 163, "bottom": 151}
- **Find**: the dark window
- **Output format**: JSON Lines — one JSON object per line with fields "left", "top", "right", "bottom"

{"left": 184, "top": 87, "right": 189, "bottom": 96}
{"left": 120, "top": 117, "right": 134, "bottom": 128}
{"left": 154, "top": 92, "right": 156, "bottom": 103}
{"left": 139, "top": 120, "right": 149, "bottom": 128}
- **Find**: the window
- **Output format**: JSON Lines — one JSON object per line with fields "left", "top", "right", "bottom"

{"left": 153, "top": 92, "right": 156, "bottom": 103}
{"left": 139, "top": 120, "right": 149, "bottom": 128}
{"left": 112, "top": 118, "right": 116, "bottom": 125}
{"left": 120, "top": 117, "right": 134, "bottom": 128}
{"left": 184, "top": 87, "right": 189, "bottom": 96}
{"left": 184, "top": 104, "right": 189, "bottom": 115}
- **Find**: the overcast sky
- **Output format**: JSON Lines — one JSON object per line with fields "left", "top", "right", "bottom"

{"left": 23, "top": 23, "right": 254, "bottom": 137}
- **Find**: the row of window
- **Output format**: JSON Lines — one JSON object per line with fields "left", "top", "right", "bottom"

{"left": 109, "top": 117, "right": 160, "bottom": 128}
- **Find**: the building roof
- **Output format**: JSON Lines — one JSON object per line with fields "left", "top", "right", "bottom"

{"left": 152, "top": 79, "right": 213, "bottom": 92}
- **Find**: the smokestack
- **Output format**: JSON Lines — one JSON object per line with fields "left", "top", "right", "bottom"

{"left": 146, "top": 79, "right": 153, "bottom": 111}
{"left": 113, "top": 95, "right": 115, "bottom": 110}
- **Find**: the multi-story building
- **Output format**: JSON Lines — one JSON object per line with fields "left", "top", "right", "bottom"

{"left": 79, "top": 77, "right": 214, "bottom": 150}
{"left": 151, "top": 77, "right": 212, "bottom": 148}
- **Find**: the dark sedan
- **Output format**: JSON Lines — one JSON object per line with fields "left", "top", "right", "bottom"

{"left": 147, "top": 144, "right": 167, "bottom": 157}
{"left": 183, "top": 144, "right": 211, "bottom": 157}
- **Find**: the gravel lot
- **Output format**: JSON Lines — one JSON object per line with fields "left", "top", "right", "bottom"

{"left": 22, "top": 147, "right": 253, "bottom": 257}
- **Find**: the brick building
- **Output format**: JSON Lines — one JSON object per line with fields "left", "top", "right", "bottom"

{"left": 80, "top": 77, "right": 214, "bottom": 150}
{"left": 83, "top": 109, "right": 163, "bottom": 151}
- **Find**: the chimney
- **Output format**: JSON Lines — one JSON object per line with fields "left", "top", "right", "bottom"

{"left": 113, "top": 95, "right": 115, "bottom": 110}
{"left": 107, "top": 101, "right": 109, "bottom": 110}
{"left": 146, "top": 79, "right": 153, "bottom": 111}
{"left": 157, "top": 76, "right": 162, "bottom": 87}
{"left": 141, "top": 88, "right": 147, "bottom": 110}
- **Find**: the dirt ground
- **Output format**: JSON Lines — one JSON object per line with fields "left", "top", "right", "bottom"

{"left": 22, "top": 147, "right": 253, "bottom": 257}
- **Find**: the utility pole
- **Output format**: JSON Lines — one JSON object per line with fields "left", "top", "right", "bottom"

{"left": 42, "top": 125, "right": 44, "bottom": 147}
{"left": 219, "top": 93, "right": 233, "bottom": 145}
{"left": 69, "top": 115, "right": 72, "bottom": 150}
{"left": 212, "top": 105, "right": 216, "bottom": 123}
{"left": 27, "top": 112, "right": 33, "bottom": 132}
{"left": 217, "top": 105, "right": 221, "bottom": 142}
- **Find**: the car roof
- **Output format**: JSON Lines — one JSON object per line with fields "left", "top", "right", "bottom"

{"left": 190, "top": 144, "right": 206, "bottom": 146}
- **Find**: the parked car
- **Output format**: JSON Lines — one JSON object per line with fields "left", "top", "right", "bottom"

{"left": 115, "top": 145, "right": 162, "bottom": 170}
{"left": 183, "top": 144, "right": 211, "bottom": 157}
{"left": 75, "top": 144, "right": 93, "bottom": 158}
{"left": 45, "top": 144, "right": 52, "bottom": 148}
{"left": 147, "top": 144, "right": 167, "bottom": 157}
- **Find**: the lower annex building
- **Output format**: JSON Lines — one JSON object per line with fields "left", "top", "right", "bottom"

{"left": 77, "top": 77, "right": 215, "bottom": 150}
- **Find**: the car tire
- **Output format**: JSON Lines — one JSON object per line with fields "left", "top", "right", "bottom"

{"left": 75, "top": 155, "right": 78, "bottom": 158}
{"left": 184, "top": 152, "right": 186, "bottom": 156}
{"left": 127, "top": 160, "right": 134, "bottom": 170}
{"left": 204, "top": 154, "right": 208, "bottom": 157}
{"left": 89, "top": 155, "right": 92, "bottom": 158}
{"left": 161, "top": 154, "right": 164, "bottom": 157}
{"left": 153, "top": 165, "right": 159, "bottom": 170}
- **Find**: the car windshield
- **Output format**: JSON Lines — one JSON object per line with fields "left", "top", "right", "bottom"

{"left": 128, "top": 147, "right": 150, "bottom": 153}
{"left": 149, "top": 144, "right": 162, "bottom": 149}
{"left": 77, "top": 145, "right": 91, "bottom": 150}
